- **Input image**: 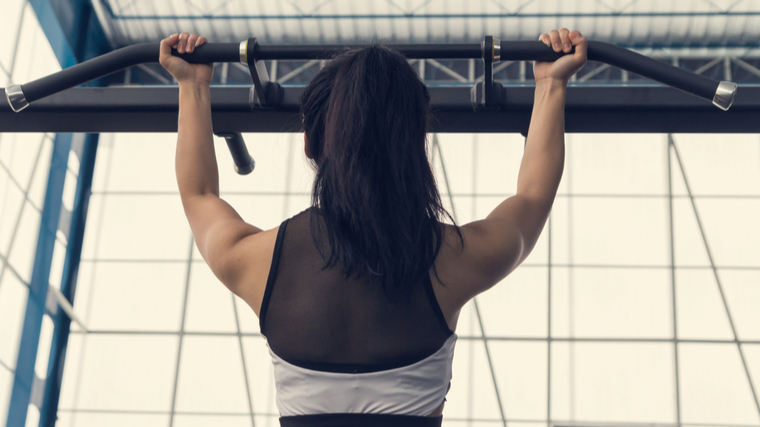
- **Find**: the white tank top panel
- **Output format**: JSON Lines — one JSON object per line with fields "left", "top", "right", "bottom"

{"left": 267, "top": 334, "right": 457, "bottom": 417}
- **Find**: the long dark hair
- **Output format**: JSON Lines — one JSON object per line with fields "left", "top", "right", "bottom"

{"left": 300, "top": 44, "right": 460, "bottom": 302}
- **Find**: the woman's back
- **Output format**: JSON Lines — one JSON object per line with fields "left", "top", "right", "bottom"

{"left": 261, "top": 208, "right": 456, "bottom": 419}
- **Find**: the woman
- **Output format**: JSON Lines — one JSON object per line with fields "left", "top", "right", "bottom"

{"left": 160, "top": 28, "right": 587, "bottom": 426}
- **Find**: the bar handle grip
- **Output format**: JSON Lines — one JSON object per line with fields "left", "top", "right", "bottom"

{"left": 499, "top": 40, "right": 737, "bottom": 110}
{"left": 6, "top": 43, "right": 239, "bottom": 111}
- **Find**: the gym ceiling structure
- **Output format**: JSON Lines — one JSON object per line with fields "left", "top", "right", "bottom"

{"left": 1, "top": 0, "right": 760, "bottom": 426}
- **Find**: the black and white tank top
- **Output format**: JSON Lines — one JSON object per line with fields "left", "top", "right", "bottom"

{"left": 259, "top": 208, "right": 457, "bottom": 426}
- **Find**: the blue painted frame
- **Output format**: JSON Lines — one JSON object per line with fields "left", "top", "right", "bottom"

{"left": 6, "top": 0, "right": 109, "bottom": 426}
{"left": 40, "top": 134, "right": 99, "bottom": 426}
{"left": 6, "top": 134, "right": 72, "bottom": 427}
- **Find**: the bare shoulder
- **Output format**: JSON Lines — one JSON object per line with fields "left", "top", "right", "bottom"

{"left": 231, "top": 225, "right": 281, "bottom": 317}
{"left": 430, "top": 221, "right": 523, "bottom": 331}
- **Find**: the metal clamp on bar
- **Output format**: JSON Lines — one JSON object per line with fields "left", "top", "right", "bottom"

{"left": 471, "top": 35, "right": 503, "bottom": 111}
{"left": 245, "top": 38, "right": 284, "bottom": 109}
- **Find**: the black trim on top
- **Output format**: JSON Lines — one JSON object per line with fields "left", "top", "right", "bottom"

{"left": 280, "top": 413, "right": 443, "bottom": 427}
{"left": 423, "top": 275, "right": 455, "bottom": 336}
{"left": 280, "top": 347, "right": 444, "bottom": 374}
{"left": 259, "top": 218, "right": 290, "bottom": 335}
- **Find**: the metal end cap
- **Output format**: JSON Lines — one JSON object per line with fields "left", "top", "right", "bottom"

{"left": 6, "top": 84, "right": 29, "bottom": 112}
{"left": 239, "top": 40, "right": 248, "bottom": 65}
{"left": 712, "top": 81, "right": 737, "bottom": 111}
{"left": 235, "top": 159, "right": 255, "bottom": 175}
{"left": 493, "top": 37, "right": 501, "bottom": 63}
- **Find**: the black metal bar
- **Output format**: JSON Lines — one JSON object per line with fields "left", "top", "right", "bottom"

{"left": 1, "top": 85, "right": 756, "bottom": 133}
{"left": 4, "top": 39, "right": 737, "bottom": 112}
{"left": 216, "top": 132, "right": 255, "bottom": 175}
{"left": 585, "top": 42, "right": 729, "bottom": 107}
{"left": 247, "top": 37, "right": 268, "bottom": 107}
{"left": 470, "top": 35, "right": 503, "bottom": 110}
{"left": 245, "top": 37, "right": 283, "bottom": 108}
{"left": 483, "top": 36, "right": 495, "bottom": 107}
{"left": 256, "top": 43, "right": 482, "bottom": 60}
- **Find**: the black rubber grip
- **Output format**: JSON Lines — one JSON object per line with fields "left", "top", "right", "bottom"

{"left": 501, "top": 41, "right": 720, "bottom": 102}
{"left": 586, "top": 41, "right": 718, "bottom": 103}
{"left": 21, "top": 43, "right": 239, "bottom": 104}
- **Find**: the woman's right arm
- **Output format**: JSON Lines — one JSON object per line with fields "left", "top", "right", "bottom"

{"left": 434, "top": 29, "right": 587, "bottom": 307}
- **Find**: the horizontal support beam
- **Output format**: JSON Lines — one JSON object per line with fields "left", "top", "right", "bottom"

{"left": 2, "top": 85, "right": 758, "bottom": 133}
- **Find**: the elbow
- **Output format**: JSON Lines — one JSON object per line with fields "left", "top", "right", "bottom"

{"left": 506, "top": 229, "right": 527, "bottom": 274}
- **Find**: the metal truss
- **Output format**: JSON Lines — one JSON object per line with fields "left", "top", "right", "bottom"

{"left": 117, "top": 52, "right": 760, "bottom": 93}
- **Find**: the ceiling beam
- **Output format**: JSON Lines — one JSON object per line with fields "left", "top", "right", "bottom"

{"left": 2, "top": 85, "right": 757, "bottom": 134}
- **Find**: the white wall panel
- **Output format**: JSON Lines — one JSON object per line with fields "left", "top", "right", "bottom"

{"left": 680, "top": 343, "right": 760, "bottom": 425}
{"left": 174, "top": 336, "right": 250, "bottom": 413}
{"left": 59, "top": 335, "right": 179, "bottom": 411}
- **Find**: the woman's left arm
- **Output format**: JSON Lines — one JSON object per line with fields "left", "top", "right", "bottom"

{"left": 160, "top": 32, "right": 262, "bottom": 292}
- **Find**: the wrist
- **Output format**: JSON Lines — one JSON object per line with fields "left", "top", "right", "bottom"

{"left": 535, "top": 77, "right": 568, "bottom": 90}
{"left": 178, "top": 81, "right": 211, "bottom": 102}
{"left": 178, "top": 80, "right": 211, "bottom": 93}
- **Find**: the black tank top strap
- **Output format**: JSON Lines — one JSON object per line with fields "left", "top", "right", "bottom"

{"left": 259, "top": 218, "right": 290, "bottom": 334}
{"left": 422, "top": 273, "right": 455, "bottom": 335}
{"left": 280, "top": 414, "right": 443, "bottom": 427}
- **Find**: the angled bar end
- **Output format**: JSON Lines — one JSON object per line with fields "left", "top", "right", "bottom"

{"left": 234, "top": 159, "right": 255, "bottom": 175}
{"left": 6, "top": 84, "right": 29, "bottom": 112}
{"left": 218, "top": 132, "right": 255, "bottom": 175}
{"left": 713, "top": 81, "right": 737, "bottom": 111}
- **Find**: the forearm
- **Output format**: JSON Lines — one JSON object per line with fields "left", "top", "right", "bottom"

{"left": 176, "top": 82, "right": 219, "bottom": 199}
{"left": 517, "top": 78, "right": 567, "bottom": 203}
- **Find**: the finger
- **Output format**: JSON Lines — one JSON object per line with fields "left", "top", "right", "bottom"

{"left": 178, "top": 32, "right": 190, "bottom": 53}
{"left": 538, "top": 33, "right": 550, "bottom": 47}
{"left": 159, "top": 34, "right": 178, "bottom": 66}
{"left": 549, "top": 29, "right": 561, "bottom": 52}
{"left": 196, "top": 36, "right": 208, "bottom": 47}
{"left": 559, "top": 28, "right": 571, "bottom": 53}
{"left": 187, "top": 33, "right": 199, "bottom": 53}
{"left": 569, "top": 30, "right": 583, "bottom": 44}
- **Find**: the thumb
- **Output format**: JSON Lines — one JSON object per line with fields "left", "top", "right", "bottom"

{"left": 159, "top": 34, "right": 178, "bottom": 66}
{"left": 571, "top": 35, "right": 588, "bottom": 61}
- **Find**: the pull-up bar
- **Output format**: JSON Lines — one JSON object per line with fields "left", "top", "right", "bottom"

{"left": 2, "top": 36, "right": 740, "bottom": 174}
{"left": 5, "top": 37, "right": 738, "bottom": 112}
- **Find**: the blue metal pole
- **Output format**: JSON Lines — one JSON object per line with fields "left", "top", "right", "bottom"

{"left": 6, "top": 0, "right": 110, "bottom": 425}
{"left": 6, "top": 134, "right": 72, "bottom": 427}
{"left": 40, "top": 134, "right": 99, "bottom": 427}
